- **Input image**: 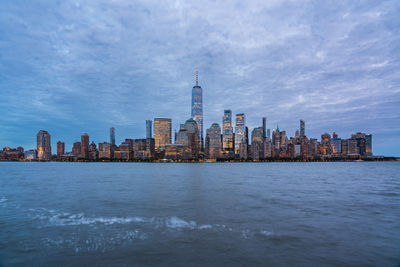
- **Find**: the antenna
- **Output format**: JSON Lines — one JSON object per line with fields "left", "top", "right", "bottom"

{"left": 196, "top": 69, "right": 198, "bottom": 86}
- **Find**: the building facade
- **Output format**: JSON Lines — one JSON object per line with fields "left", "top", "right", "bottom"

{"left": 234, "top": 113, "right": 246, "bottom": 156}
{"left": 57, "top": 141, "right": 65, "bottom": 157}
{"left": 110, "top": 127, "right": 115, "bottom": 146}
{"left": 205, "top": 123, "right": 222, "bottom": 159}
{"left": 191, "top": 71, "right": 203, "bottom": 150}
{"left": 146, "top": 120, "right": 152, "bottom": 139}
{"left": 300, "top": 120, "right": 305, "bottom": 138}
{"left": 37, "top": 130, "right": 51, "bottom": 160}
{"left": 222, "top": 110, "right": 234, "bottom": 154}
{"left": 81, "top": 133, "right": 89, "bottom": 158}
{"left": 154, "top": 118, "right": 172, "bottom": 151}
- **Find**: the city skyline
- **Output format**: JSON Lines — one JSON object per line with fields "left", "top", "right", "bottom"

{"left": 0, "top": 71, "right": 384, "bottom": 158}
{"left": 0, "top": 1, "right": 399, "bottom": 156}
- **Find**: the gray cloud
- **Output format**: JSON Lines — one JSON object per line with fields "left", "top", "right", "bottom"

{"left": 0, "top": 0, "right": 399, "bottom": 155}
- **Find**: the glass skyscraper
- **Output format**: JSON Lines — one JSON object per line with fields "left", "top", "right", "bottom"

{"left": 146, "top": 120, "right": 152, "bottom": 139}
{"left": 110, "top": 127, "right": 115, "bottom": 146}
{"left": 234, "top": 113, "right": 246, "bottom": 155}
{"left": 222, "top": 110, "right": 234, "bottom": 151}
{"left": 191, "top": 71, "right": 203, "bottom": 150}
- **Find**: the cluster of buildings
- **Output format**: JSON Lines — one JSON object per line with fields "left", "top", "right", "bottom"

{"left": 1, "top": 72, "right": 373, "bottom": 161}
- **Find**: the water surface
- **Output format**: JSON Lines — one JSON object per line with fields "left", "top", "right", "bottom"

{"left": 0, "top": 162, "right": 399, "bottom": 266}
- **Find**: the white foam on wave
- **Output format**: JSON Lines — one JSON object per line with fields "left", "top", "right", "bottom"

{"left": 31, "top": 208, "right": 277, "bottom": 241}
{"left": 0, "top": 196, "right": 7, "bottom": 203}
{"left": 166, "top": 216, "right": 197, "bottom": 229}
{"left": 32, "top": 208, "right": 148, "bottom": 226}
{"left": 198, "top": 224, "right": 212, "bottom": 230}
{"left": 260, "top": 230, "right": 274, "bottom": 238}
{"left": 43, "top": 229, "right": 148, "bottom": 253}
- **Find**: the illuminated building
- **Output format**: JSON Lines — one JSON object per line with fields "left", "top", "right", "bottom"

{"left": 331, "top": 136, "right": 342, "bottom": 155}
{"left": 24, "top": 150, "right": 37, "bottom": 160}
{"left": 251, "top": 127, "right": 264, "bottom": 160}
{"left": 57, "top": 141, "right": 65, "bottom": 157}
{"left": 365, "top": 134, "right": 372, "bottom": 156}
{"left": 300, "top": 120, "right": 305, "bottom": 138}
{"left": 175, "top": 118, "right": 200, "bottom": 159}
{"left": 165, "top": 144, "right": 186, "bottom": 160}
{"left": 146, "top": 120, "right": 152, "bottom": 139}
{"left": 191, "top": 71, "right": 203, "bottom": 150}
{"left": 114, "top": 141, "right": 132, "bottom": 160}
{"left": 234, "top": 113, "right": 246, "bottom": 155}
{"left": 154, "top": 118, "right": 172, "bottom": 151}
{"left": 222, "top": 110, "right": 234, "bottom": 153}
{"left": 341, "top": 139, "right": 349, "bottom": 156}
{"left": 99, "top": 142, "right": 113, "bottom": 159}
{"left": 37, "top": 130, "right": 51, "bottom": 160}
{"left": 205, "top": 123, "right": 222, "bottom": 159}
{"left": 321, "top": 133, "right": 331, "bottom": 145}
{"left": 81, "top": 133, "right": 89, "bottom": 158}
{"left": 272, "top": 126, "right": 281, "bottom": 149}
{"left": 347, "top": 139, "right": 359, "bottom": 155}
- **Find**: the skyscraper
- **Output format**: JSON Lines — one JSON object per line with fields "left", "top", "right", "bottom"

{"left": 222, "top": 110, "right": 234, "bottom": 152}
{"left": 37, "top": 130, "right": 51, "bottom": 160}
{"left": 300, "top": 120, "right": 305, "bottom": 138}
{"left": 146, "top": 120, "right": 152, "bottom": 139}
{"left": 72, "top": 142, "right": 81, "bottom": 156}
{"left": 57, "top": 141, "right": 65, "bottom": 156}
{"left": 262, "top": 117, "right": 266, "bottom": 141}
{"left": 234, "top": 113, "right": 246, "bottom": 155}
{"left": 81, "top": 133, "right": 89, "bottom": 158}
{"left": 110, "top": 127, "right": 115, "bottom": 146}
{"left": 205, "top": 123, "right": 222, "bottom": 159}
{"left": 191, "top": 71, "right": 203, "bottom": 150}
{"left": 154, "top": 118, "right": 172, "bottom": 151}
{"left": 365, "top": 134, "right": 372, "bottom": 156}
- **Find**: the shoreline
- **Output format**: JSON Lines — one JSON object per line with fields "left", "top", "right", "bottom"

{"left": 1, "top": 157, "right": 399, "bottom": 163}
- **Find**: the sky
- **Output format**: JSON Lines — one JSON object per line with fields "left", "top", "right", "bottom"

{"left": 0, "top": 0, "right": 399, "bottom": 156}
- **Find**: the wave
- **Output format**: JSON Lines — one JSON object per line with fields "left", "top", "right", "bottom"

{"left": 0, "top": 196, "right": 7, "bottom": 203}
{"left": 43, "top": 229, "right": 148, "bottom": 253}
{"left": 29, "top": 208, "right": 281, "bottom": 242}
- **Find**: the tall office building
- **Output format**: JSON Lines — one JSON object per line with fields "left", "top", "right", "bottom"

{"left": 191, "top": 71, "right": 203, "bottom": 150}
{"left": 262, "top": 117, "right": 266, "bottom": 141}
{"left": 37, "top": 130, "right": 51, "bottom": 160}
{"left": 146, "top": 120, "right": 152, "bottom": 139}
{"left": 57, "top": 141, "right": 65, "bottom": 156}
{"left": 206, "top": 123, "right": 222, "bottom": 159}
{"left": 365, "top": 134, "right": 372, "bottom": 156}
{"left": 72, "top": 142, "right": 81, "bottom": 156}
{"left": 222, "top": 110, "right": 234, "bottom": 151}
{"left": 81, "top": 133, "right": 89, "bottom": 158}
{"left": 251, "top": 127, "right": 264, "bottom": 160}
{"left": 110, "top": 127, "right": 115, "bottom": 146}
{"left": 154, "top": 118, "right": 172, "bottom": 151}
{"left": 300, "top": 120, "right": 305, "bottom": 138}
{"left": 234, "top": 113, "right": 246, "bottom": 155}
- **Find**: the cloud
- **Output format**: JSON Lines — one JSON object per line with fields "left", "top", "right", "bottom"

{"left": 0, "top": 0, "right": 399, "bottom": 155}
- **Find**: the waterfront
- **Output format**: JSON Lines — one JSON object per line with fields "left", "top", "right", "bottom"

{"left": 0, "top": 162, "right": 399, "bottom": 266}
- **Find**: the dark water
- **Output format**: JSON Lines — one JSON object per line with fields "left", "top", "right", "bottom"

{"left": 0, "top": 162, "right": 399, "bottom": 266}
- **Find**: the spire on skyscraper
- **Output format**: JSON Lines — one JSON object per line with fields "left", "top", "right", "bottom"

{"left": 196, "top": 70, "right": 198, "bottom": 86}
